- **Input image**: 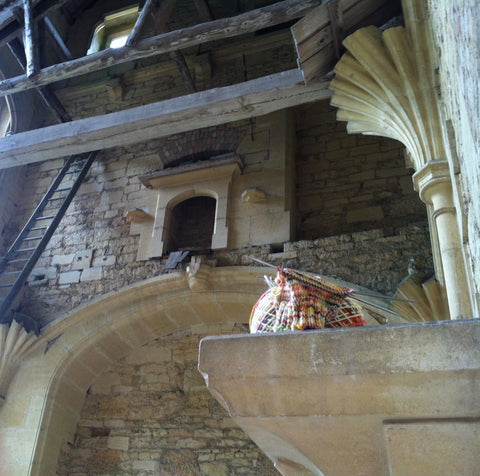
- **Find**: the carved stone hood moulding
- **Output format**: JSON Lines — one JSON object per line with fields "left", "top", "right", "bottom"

{"left": 129, "top": 154, "right": 243, "bottom": 260}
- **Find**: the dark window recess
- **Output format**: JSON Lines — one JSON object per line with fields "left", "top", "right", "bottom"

{"left": 167, "top": 196, "right": 216, "bottom": 252}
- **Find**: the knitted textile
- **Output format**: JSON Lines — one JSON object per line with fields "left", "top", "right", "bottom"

{"left": 250, "top": 267, "right": 366, "bottom": 333}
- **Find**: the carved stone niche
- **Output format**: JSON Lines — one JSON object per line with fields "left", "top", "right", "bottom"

{"left": 132, "top": 154, "right": 242, "bottom": 260}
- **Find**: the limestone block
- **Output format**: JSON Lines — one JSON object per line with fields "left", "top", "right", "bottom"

{"left": 58, "top": 271, "right": 81, "bottom": 284}
{"left": 65, "top": 359, "right": 98, "bottom": 390}
{"left": 51, "top": 253, "right": 76, "bottom": 266}
{"left": 28, "top": 266, "right": 57, "bottom": 286}
{"left": 97, "top": 190, "right": 123, "bottom": 207}
{"left": 384, "top": 421, "right": 479, "bottom": 476}
{"left": 133, "top": 460, "right": 160, "bottom": 471}
{"left": 103, "top": 210, "right": 118, "bottom": 218}
{"left": 115, "top": 320, "right": 160, "bottom": 349}
{"left": 92, "top": 255, "right": 116, "bottom": 267}
{"left": 107, "top": 436, "right": 129, "bottom": 451}
{"left": 228, "top": 216, "right": 251, "bottom": 249}
{"left": 250, "top": 211, "right": 291, "bottom": 245}
{"left": 97, "top": 168, "right": 127, "bottom": 183}
{"left": 217, "top": 302, "right": 253, "bottom": 323}
{"left": 104, "top": 177, "right": 129, "bottom": 190}
{"left": 72, "top": 250, "right": 93, "bottom": 270}
{"left": 125, "top": 344, "right": 171, "bottom": 365}
{"left": 96, "top": 332, "right": 134, "bottom": 363}
{"left": 346, "top": 206, "right": 383, "bottom": 223}
{"left": 165, "top": 305, "right": 202, "bottom": 329}
{"left": 80, "top": 267, "right": 102, "bottom": 282}
{"left": 141, "top": 311, "right": 180, "bottom": 336}
{"left": 237, "top": 130, "right": 269, "bottom": 154}
{"left": 199, "top": 319, "right": 480, "bottom": 476}
{"left": 78, "top": 180, "right": 102, "bottom": 194}
{"left": 192, "top": 299, "right": 229, "bottom": 324}
{"left": 90, "top": 372, "right": 122, "bottom": 394}
{"left": 268, "top": 251, "right": 297, "bottom": 261}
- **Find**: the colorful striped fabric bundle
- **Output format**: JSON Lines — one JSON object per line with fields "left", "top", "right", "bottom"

{"left": 250, "top": 267, "right": 366, "bottom": 333}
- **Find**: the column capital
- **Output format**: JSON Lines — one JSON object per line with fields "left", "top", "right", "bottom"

{"left": 412, "top": 159, "right": 452, "bottom": 205}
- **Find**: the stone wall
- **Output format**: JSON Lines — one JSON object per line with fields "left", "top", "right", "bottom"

{"left": 427, "top": 0, "right": 480, "bottom": 310}
{"left": 295, "top": 102, "right": 427, "bottom": 239}
{"left": 214, "top": 224, "right": 433, "bottom": 296}
{"left": 54, "top": 31, "right": 296, "bottom": 121}
{"left": 11, "top": 101, "right": 432, "bottom": 326}
{"left": 0, "top": 167, "right": 27, "bottom": 255}
{"left": 57, "top": 323, "right": 278, "bottom": 476}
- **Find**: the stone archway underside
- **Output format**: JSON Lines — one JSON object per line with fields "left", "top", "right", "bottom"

{"left": 0, "top": 266, "right": 270, "bottom": 476}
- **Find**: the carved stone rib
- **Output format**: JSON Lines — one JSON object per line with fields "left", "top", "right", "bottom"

{"left": 330, "top": 4, "right": 446, "bottom": 171}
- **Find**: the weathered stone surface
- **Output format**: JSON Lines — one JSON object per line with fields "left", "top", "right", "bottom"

{"left": 294, "top": 103, "right": 425, "bottom": 240}
{"left": 80, "top": 267, "right": 102, "bottom": 282}
{"left": 58, "top": 271, "right": 81, "bottom": 285}
{"left": 57, "top": 324, "right": 276, "bottom": 475}
{"left": 199, "top": 319, "right": 480, "bottom": 476}
{"left": 8, "top": 98, "right": 432, "bottom": 327}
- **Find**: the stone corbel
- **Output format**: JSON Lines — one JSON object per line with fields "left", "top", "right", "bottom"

{"left": 186, "top": 256, "right": 216, "bottom": 292}
{"left": 124, "top": 207, "right": 151, "bottom": 223}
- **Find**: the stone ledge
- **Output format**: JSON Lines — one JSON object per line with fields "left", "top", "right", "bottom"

{"left": 198, "top": 319, "right": 480, "bottom": 475}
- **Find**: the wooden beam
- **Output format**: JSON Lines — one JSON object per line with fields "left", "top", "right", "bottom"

{"left": 0, "top": 69, "right": 331, "bottom": 168}
{"left": 126, "top": 0, "right": 156, "bottom": 46}
{"left": 170, "top": 50, "right": 196, "bottom": 92}
{"left": 0, "top": 0, "right": 319, "bottom": 98}
{"left": 43, "top": 16, "right": 73, "bottom": 61}
{"left": 127, "top": 0, "right": 195, "bottom": 93}
{"left": 0, "top": 0, "right": 71, "bottom": 45}
{"left": 7, "top": 38, "right": 71, "bottom": 123}
{"left": 126, "top": 0, "right": 177, "bottom": 46}
{"left": 327, "top": 0, "right": 343, "bottom": 59}
{"left": 23, "top": 0, "right": 39, "bottom": 77}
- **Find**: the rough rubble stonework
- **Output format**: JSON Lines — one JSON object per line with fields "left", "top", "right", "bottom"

{"left": 10, "top": 100, "right": 431, "bottom": 326}
{"left": 57, "top": 323, "right": 279, "bottom": 476}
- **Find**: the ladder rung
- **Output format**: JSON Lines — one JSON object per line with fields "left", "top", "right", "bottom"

{"left": 39, "top": 207, "right": 58, "bottom": 215}
{"left": 0, "top": 153, "right": 95, "bottom": 322}
{"left": 2, "top": 271, "right": 21, "bottom": 276}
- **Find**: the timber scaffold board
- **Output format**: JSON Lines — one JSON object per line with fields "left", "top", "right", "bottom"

{"left": 291, "top": 0, "right": 402, "bottom": 82}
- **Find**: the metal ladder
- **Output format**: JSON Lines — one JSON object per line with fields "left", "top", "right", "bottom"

{"left": 0, "top": 151, "right": 97, "bottom": 328}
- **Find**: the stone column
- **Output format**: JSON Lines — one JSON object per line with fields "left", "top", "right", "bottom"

{"left": 413, "top": 160, "right": 472, "bottom": 319}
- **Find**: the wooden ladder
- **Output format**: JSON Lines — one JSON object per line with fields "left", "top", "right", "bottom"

{"left": 0, "top": 152, "right": 97, "bottom": 329}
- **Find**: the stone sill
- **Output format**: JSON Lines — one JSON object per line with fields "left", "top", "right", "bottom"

{"left": 198, "top": 319, "right": 480, "bottom": 475}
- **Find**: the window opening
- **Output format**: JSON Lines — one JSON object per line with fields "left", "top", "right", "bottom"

{"left": 87, "top": 5, "right": 139, "bottom": 54}
{"left": 166, "top": 196, "right": 216, "bottom": 252}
